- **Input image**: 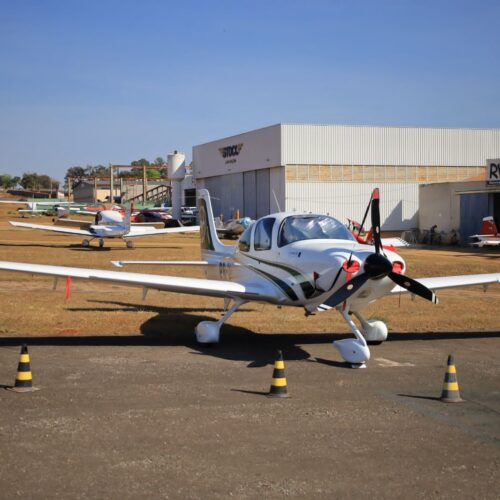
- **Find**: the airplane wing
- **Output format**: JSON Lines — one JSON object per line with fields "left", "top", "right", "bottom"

{"left": 9, "top": 221, "right": 94, "bottom": 236}
{"left": 125, "top": 226, "right": 200, "bottom": 238}
{"left": 111, "top": 260, "right": 213, "bottom": 267}
{"left": 390, "top": 273, "right": 500, "bottom": 294}
{"left": 0, "top": 261, "right": 276, "bottom": 302}
{"left": 381, "top": 237, "right": 409, "bottom": 247}
{"left": 54, "top": 219, "right": 93, "bottom": 227}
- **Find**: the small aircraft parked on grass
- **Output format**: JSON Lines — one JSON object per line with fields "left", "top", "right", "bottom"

{"left": 9, "top": 205, "right": 199, "bottom": 248}
{"left": 0, "top": 199, "right": 87, "bottom": 216}
{"left": 469, "top": 216, "right": 500, "bottom": 247}
{"left": 347, "top": 218, "right": 409, "bottom": 249}
{"left": 216, "top": 216, "right": 254, "bottom": 239}
{"left": 0, "top": 189, "right": 499, "bottom": 368}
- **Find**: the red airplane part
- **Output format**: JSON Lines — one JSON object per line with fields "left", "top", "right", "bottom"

{"left": 480, "top": 216, "right": 499, "bottom": 236}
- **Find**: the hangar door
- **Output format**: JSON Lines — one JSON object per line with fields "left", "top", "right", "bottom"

{"left": 202, "top": 173, "right": 244, "bottom": 221}
{"left": 243, "top": 169, "right": 270, "bottom": 219}
{"left": 459, "top": 193, "right": 489, "bottom": 245}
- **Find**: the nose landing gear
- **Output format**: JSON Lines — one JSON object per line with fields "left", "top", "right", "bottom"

{"left": 333, "top": 309, "right": 371, "bottom": 368}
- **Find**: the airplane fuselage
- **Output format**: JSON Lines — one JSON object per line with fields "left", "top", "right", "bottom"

{"left": 203, "top": 211, "right": 405, "bottom": 312}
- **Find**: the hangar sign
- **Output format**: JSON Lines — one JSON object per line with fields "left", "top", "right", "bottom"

{"left": 487, "top": 159, "right": 500, "bottom": 186}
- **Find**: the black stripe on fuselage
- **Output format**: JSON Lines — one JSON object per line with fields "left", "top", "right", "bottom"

{"left": 248, "top": 266, "right": 299, "bottom": 301}
{"left": 243, "top": 254, "right": 316, "bottom": 299}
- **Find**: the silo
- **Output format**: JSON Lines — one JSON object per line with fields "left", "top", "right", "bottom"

{"left": 167, "top": 151, "right": 186, "bottom": 220}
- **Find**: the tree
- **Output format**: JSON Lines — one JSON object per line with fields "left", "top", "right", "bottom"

{"left": 65, "top": 166, "right": 86, "bottom": 180}
{"left": 131, "top": 158, "right": 150, "bottom": 167}
{"left": 20, "top": 172, "right": 59, "bottom": 191}
{"left": 0, "top": 174, "right": 20, "bottom": 189}
{"left": 20, "top": 172, "right": 40, "bottom": 190}
{"left": 37, "top": 174, "right": 53, "bottom": 190}
{"left": 65, "top": 166, "right": 86, "bottom": 189}
{"left": 85, "top": 164, "right": 109, "bottom": 177}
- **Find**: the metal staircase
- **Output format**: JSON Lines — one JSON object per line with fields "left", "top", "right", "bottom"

{"left": 124, "top": 184, "right": 171, "bottom": 205}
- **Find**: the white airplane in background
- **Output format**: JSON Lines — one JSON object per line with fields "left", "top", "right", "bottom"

{"left": 0, "top": 199, "right": 86, "bottom": 216}
{"left": 9, "top": 205, "right": 199, "bottom": 248}
{"left": 0, "top": 189, "right": 499, "bottom": 368}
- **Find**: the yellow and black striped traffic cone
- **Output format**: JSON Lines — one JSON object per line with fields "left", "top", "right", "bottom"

{"left": 268, "top": 350, "right": 288, "bottom": 397}
{"left": 440, "top": 354, "right": 463, "bottom": 403}
{"left": 7, "top": 344, "right": 37, "bottom": 393}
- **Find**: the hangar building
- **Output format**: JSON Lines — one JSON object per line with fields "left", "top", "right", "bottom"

{"left": 193, "top": 124, "right": 500, "bottom": 230}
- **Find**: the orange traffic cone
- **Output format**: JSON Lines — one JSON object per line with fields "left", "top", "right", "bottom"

{"left": 7, "top": 344, "right": 38, "bottom": 393}
{"left": 268, "top": 350, "right": 288, "bottom": 398}
{"left": 440, "top": 354, "right": 463, "bottom": 403}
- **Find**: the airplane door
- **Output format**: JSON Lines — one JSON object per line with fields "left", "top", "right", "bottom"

{"left": 253, "top": 217, "right": 275, "bottom": 254}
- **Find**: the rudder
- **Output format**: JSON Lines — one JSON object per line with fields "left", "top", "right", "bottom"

{"left": 197, "top": 189, "right": 232, "bottom": 254}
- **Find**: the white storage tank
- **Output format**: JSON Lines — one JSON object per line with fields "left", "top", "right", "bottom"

{"left": 167, "top": 151, "right": 186, "bottom": 180}
{"left": 167, "top": 151, "right": 186, "bottom": 220}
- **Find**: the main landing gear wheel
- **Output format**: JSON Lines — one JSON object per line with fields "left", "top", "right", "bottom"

{"left": 351, "top": 311, "right": 388, "bottom": 345}
{"left": 82, "top": 239, "right": 90, "bottom": 248}
{"left": 98, "top": 239, "right": 105, "bottom": 249}
{"left": 126, "top": 240, "right": 134, "bottom": 249}
{"left": 195, "top": 299, "right": 246, "bottom": 344}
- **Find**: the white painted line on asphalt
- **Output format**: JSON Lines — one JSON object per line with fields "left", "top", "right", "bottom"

{"left": 375, "top": 357, "right": 415, "bottom": 367}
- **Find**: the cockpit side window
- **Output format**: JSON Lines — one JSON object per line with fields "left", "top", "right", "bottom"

{"left": 254, "top": 218, "right": 275, "bottom": 251}
{"left": 238, "top": 226, "right": 252, "bottom": 252}
{"left": 278, "top": 215, "right": 355, "bottom": 247}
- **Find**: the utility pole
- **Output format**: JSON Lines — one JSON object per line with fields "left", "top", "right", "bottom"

{"left": 142, "top": 165, "right": 147, "bottom": 205}
{"left": 109, "top": 164, "right": 114, "bottom": 204}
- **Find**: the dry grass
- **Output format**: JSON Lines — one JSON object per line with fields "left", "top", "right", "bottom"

{"left": 0, "top": 202, "right": 498, "bottom": 336}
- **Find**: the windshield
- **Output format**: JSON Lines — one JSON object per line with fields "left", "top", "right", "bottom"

{"left": 278, "top": 215, "right": 355, "bottom": 247}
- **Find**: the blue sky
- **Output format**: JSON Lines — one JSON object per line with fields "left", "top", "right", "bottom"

{"left": 1, "top": 0, "right": 499, "bottom": 180}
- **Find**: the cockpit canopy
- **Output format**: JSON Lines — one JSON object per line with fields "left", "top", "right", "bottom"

{"left": 238, "top": 214, "right": 355, "bottom": 252}
{"left": 278, "top": 215, "right": 355, "bottom": 247}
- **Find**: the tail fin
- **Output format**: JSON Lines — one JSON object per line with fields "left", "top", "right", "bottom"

{"left": 197, "top": 189, "right": 233, "bottom": 254}
{"left": 480, "top": 216, "right": 498, "bottom": 236}
{"left": 123, "top": 204, "right": 132, "bottom": 233}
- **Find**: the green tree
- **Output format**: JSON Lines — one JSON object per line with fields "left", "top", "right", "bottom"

{"left": 0, "top": 174, "right": 20, "bottom": 189}
{"left": 20, "top": 172, "right": 40, "bottom": 190}
{"left": 131, "top": 158, "right": 150, "bottom": 167}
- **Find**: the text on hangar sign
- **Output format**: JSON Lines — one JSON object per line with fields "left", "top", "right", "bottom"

{"left": 488, "top": 160, "right": 500, "bottom": 185}
{"left": 219, "top": 144, "right": 243, "bottom": 159}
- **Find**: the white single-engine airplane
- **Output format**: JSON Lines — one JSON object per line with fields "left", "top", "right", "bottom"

{"left": 0, "top": 189, "right": 498, "bottom": 368}
{"left": 9, "top": 205, "right": 199, "bottom": 248}
{"left": 0, "top": 199, "right": 87, "bottom": 216}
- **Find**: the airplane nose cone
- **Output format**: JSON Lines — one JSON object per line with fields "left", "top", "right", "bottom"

{"left": 364, "top": 253, "right": 393, "bottom": 279}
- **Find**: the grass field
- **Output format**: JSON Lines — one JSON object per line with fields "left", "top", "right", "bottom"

{"left": 0, "top": 201, "right": 498, "bottom": 337}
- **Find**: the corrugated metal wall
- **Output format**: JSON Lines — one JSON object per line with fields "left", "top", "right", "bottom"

{"left": 199, "top": 168, "right": 273, "bottom": 221}
{"left": 282, "top": 124, "right": 500, "bottom": 167}
{"left": 285, "top": 182, "right": 419, "bottom": 230}
{"left": 202, "top": 173, "right": 244, "bottom": 220}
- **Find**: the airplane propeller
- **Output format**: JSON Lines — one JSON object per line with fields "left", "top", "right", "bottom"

{"left": 323, "top": 189, "right": 438, "bottom": 308}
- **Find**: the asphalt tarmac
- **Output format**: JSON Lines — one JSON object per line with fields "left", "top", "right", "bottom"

{"left": 1, "top": 329, "right": 499, "bottom": 498}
